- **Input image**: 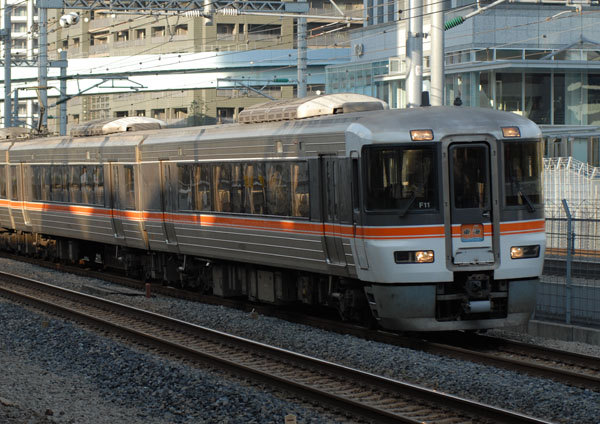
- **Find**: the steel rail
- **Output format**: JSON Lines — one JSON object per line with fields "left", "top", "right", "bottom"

{"left": 0, "top": 271, "right": 552, "bottom": 424}
{"left": 1, "top": 252, "right": 597, "bottom": 391}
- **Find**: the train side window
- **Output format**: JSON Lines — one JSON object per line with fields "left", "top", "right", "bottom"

{"left": 51, "top": 166, "right": 66, "bottom": 202}
{"left": 266, "top": 162, "right": 290, "bottom": 216}
{"left": 10, "top": 166, "right": 18, "bottom": 201}
{"left": 213, "top": 164, "right": 232, "bottom": 213}
{"left": 243, "top": 163, "right": 265, "bottom": 214}
{"left": 193, "top": 164, "right": 212, "bottom": 212}
{"left": 291, "top": 162, "right": 309, "bottom": 218}
{"left": 40, "top": 167, "right": 51, "bottom": 201}
{"left": 80, "top": 166, "right": 90, "bottom": 204}
{"left": 69, "top": 166, "right": 82, "bottom": 204}
{"left": 93, "top": 166, "right": 105, "bottom": 206}
{"left": 0, "top": 165, "right": 6, "bottom": 199}
{"left": 178, "top": 164, "right": 193, "bottom": 210}
{"left": 230, "top": 163, "right": 244, "bottom": 213}
{"left": 123, "top": 165, "right": 135, "bottom": 210}
{"left": 31, "top": 166, "right": 41, "bottom": 201}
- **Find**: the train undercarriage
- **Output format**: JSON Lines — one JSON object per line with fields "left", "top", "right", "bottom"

{"left": 0, "top": 229, "right": 371, "bottom": 324}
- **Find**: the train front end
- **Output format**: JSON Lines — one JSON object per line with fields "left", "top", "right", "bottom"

{"left": 350, "top": 108, "right": 545, "bottom": 331}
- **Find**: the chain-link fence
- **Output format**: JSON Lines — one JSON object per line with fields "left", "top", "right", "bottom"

{"left": 540, "top": 158, "right": 600, "bottom": 327}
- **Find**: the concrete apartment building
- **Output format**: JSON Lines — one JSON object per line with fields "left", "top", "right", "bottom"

{"left": 0, "top": 0, "right": 362, "bottom": 133}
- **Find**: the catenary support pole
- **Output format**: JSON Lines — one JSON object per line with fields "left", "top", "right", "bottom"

{"left": 406, "top": 0, "right": 423, "bottom": 107}
{"left": 297, "top": 0, "right": 308, "bottom": 98}
{"left": 3, "top": 3, "right": 12, "bottom": 127}
{"left": 59, "top": 50, "right": 67, "bottom": 136}
{"left": 430, "top": 0, "right": 444, "bottom": 106}
{"left": 38, "top": 5, "right": 48, "bottom": 130}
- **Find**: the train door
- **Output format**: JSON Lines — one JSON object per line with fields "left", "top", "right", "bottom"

{"left": 350, "top": 153, "right": 369, "bottom": 269}
{"left": 109, "top": 164, "right": 126, "bottom": 240}
{"left": 160, "top": 161, "right": 178, "bottom": 246}
{"left": 7, "top": 165, "right": 20, "bottom": 229}
{"left": 320, "top": 156, "right": 347, "bottom": 266}
{"left": 19, "top": 164, "right": 31, "bottom": 227}
{"left": 448, "top": 142, "right": 497, "bottom": 266}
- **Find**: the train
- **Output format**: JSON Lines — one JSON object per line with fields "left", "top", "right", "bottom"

{"left": 0, "top": 93, "right": 545, "bottom": 331}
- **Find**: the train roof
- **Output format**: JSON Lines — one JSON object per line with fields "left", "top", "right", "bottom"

{"left": 2, "top": 95, "right": 542, "bottom": 163}
{"left": 347, "top": 106, "right": 542, "bottom": 143}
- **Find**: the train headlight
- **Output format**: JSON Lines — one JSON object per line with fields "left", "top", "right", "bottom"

{"left": 410, "top": 129, "right": 434, "bottom": 141}
{"left": 394, "top": 250, "right": 434, "bottom": 263}
{"left": 501, "top": 126, "right": 521, "bottom": 138}
{"left": 415, "top": 250, "right": 435, "bottom": 263}
{"left": 510, "top": 245, "right": 540, "bottom": 259}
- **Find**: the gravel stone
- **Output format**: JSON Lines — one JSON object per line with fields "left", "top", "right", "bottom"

{"left": 1, "top": 258, "right": 600, "bottom": 423}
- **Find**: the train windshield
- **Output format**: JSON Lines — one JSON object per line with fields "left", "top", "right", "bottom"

{"left": 504, "top": 140, "right": 543, "bottom": 209}
{"left": 364, "top": 146, "right": 437, "bottom": 213}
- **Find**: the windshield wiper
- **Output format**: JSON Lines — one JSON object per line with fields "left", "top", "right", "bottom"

{"left": 518, "top": 190, "right": 536, "bottom": 213}
{"left": 398, "top": 193, "right": 416, "bottom": 217}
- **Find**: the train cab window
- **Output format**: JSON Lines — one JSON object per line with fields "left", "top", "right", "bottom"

{"left": 243, "top": 163, "right": 266, "bottom": 214}
{"left": 504, "top": 140, "right": 543, "bottom": 208}
{"left": 123, "top": 165, "right": 135, "bottom": 210}
{"left": 266, "top": 162, "right": 290, "bottom": 216}
{"left": 10, "top": 166, "right": 18, "bottom": 201}
{"left": 213, "top": 164, "right": 232, "bottom": 213}
{"left": 365, "top": 147, "right": 437, "bottom": 212}
{"left": 230, "top": 164, "right": 244, "bottom": 213}
{"left": 452, "top": 146, "right": 490, "bottom": 209}
{"left": 291, "top": 162, "right": 310, "bottom": 218}
{"left": 0, "top": 165, "right": 6, "bottom": 199}
{"left": 193, "top": 164, "right": 212, "bottom": 211}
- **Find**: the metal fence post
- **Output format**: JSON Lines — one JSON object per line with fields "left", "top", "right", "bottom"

{"left": 561, "top": 199, "right": 573, "bottom": 324}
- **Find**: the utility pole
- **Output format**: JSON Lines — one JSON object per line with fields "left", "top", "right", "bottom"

{"left": 38, "top": 5, "right": 48, "bottom": 130}
{"left": 297, "top": 0, "right": 307, "bottom": 98}
{"left": 406, "top": 0, "right": 423, "bottom": 108}
{"left": 2, "top": 2, "right": 11, "bottom": 127}
{"left": 430, "top": 0, "right": 444, "bottom": 106}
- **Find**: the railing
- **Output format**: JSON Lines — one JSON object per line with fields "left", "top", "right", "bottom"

{"left": 540, "top": 157, "right": 600, "bottom": 328}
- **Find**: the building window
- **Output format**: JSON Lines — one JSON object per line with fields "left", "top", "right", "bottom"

{"left": 525, "top": 73, "right": 551, "bottom": 125}
{"left": 62, "top": 40, "right": 68, "bottom": 49}
{"left": 217, "top": 24, "right": 235, "bottom": 41}
{"left": 135, "top": 110, "right": 146, "bottom": 116}
{"left": 71, "top": 114, "right": 80, "bottom": 124}
{"left": 115, "top": 30, "right": 129, "bottom": 42}
{"left": 152, "top": 109, "right": 166, "bottom": 119}
{"left": 73, "top": 37, "right": 80, "bottom": 48}
{"left": 91, "top": 31, "right": 109, "bottom": 45}
{"left": 11, "top": 23, "right": 27, "bottom": 33}
{"left": 135, "top": 29, "right": 146, "bottom": 39}
{"left": 13, "top": 39, "right": 26, "bottom": 49}
{"left": 14, "top": 6, "right": 27, "bottom": 16}
{"left": 173, "top": 108, "right": 188, "bottom": 119}
{"left": 115, "top": 111, "right": 129, "bottom": 118}
{"left": 217, "top": 107, "right": 234, "bottom": 123}
{"left": 248, "top": 24, "right": 281, "bottom": 41}
{"left": 152, "top": 26, "right": 165, "bottom": 37}
{"left": 174, "top": 24, "right": 188, "bottom": 36}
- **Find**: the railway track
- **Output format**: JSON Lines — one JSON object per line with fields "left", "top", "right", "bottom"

{"left": 0, "top": 271, "right": 552, "bottom": 424}
{"left": 1, "top": 252, "right": 599, "bottom": 392}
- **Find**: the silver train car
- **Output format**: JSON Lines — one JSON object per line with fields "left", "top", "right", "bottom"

{"left": 0, "top": 94, "right": 545, "bottom": 331}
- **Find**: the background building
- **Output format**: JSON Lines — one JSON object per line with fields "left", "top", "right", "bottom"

{"left": 0, "top": 0, "right": 362, "bottom": 133}
{"left": 327, "top": 0, "right": 600, "bottom": 165}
